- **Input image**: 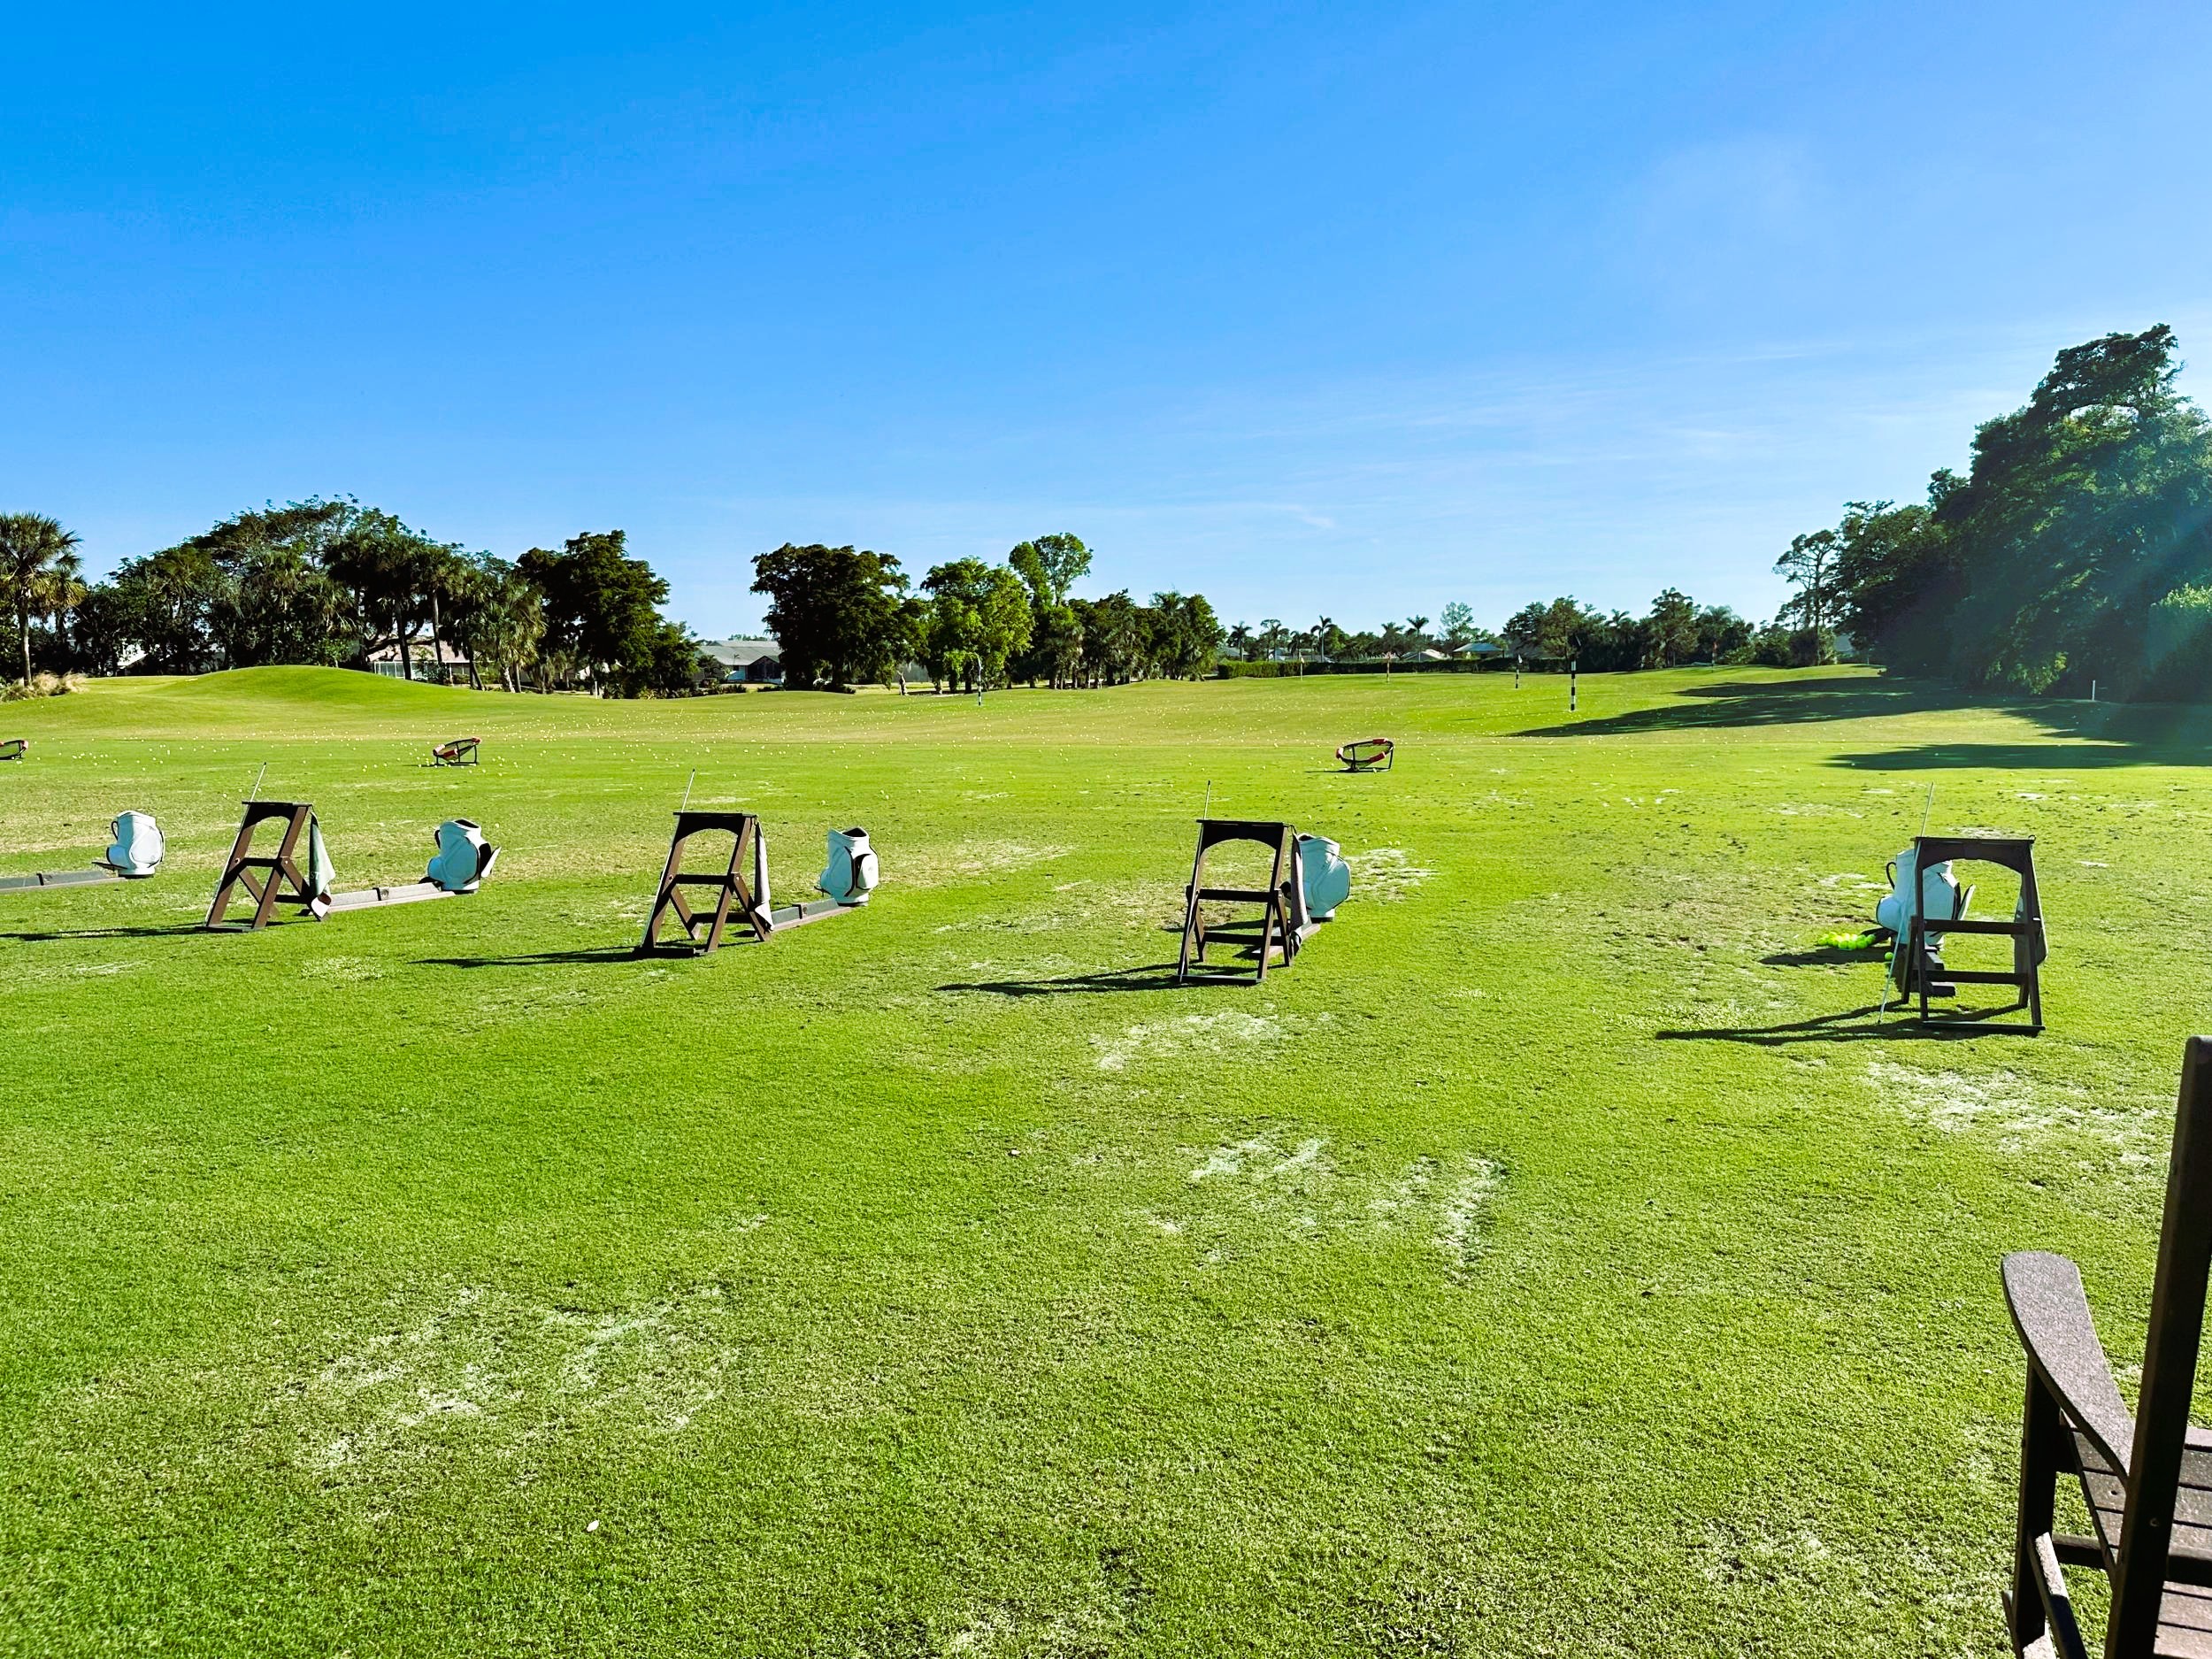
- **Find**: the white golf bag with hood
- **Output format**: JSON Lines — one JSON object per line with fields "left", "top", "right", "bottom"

{"left": 425, "top": 818, "right": 500, "bottom": 895}
{"left": 1875, "top": 846, "right": 1970, "bottom": 939}
{"left": 1295, "top": 833, "right": 1351, "bottom": 929}
{"left": 104, "top": 811, "right": 165, "bottom": 879}
{"left": 818, "top": 828, "right": 878, "bottom": 905}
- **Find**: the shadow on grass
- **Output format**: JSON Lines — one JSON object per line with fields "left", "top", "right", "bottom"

{"left": 1761, "top": 945, "right": 1883, "bottom": 967}
{"left": 1656, "top": 1002, "right": 2038, "bottom": 1044}
{"left": 1515, "top": 674, "right": 1968, "bottom": 739}
{"left": 1830, "top": 739, "right": 2176, "bottom": 770}
{"left": 0, "top": 923, "right": 204, "bottom": 942}
{"left": 418, "top": 948, "right": 641, "bottom": 968}
{"left": 937, "top": 964, "right": 1187, "bottom": 996}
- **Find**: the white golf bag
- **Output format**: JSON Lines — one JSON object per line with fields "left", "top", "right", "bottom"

{"left": 426, "top": 818, "right": 499, "bottom": 894}
{"left": 1296, "top": 833, "right": 1351, "bottom": 926}
{"left": 1878, "top": 845, "right": 1971, "bottom": 995}
{"left": 104, "top": 811, "right": 165, "bottom": 879}
{"left": 1875, "top": 847, "right": 1970, "bottom": 938}
{"left": 818, "top": 828, "right": 878, "bottom": 905}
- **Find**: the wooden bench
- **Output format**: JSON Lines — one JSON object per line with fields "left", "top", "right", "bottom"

{"left": 1335, "top": 737, "right": 1394, "bottom": 772}
{"left": 431, "top": 736, "right": 481, "bottom": 766}
{"left": 2002, "top": 1037, "right": 2212, "bottom": 1657}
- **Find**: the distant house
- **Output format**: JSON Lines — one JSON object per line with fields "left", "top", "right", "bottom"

{"left": 1453, "top": 641, "right": 1510, "bottom": 661}
{"left": 366, "top": 639, "right": 472, "bottom": 682}
{"left": 698, "top": 638, "right": 784, "bottom": 684}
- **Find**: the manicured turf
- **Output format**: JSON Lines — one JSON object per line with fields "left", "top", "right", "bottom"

{"left": 4, "top": 664, "right": 2208, "bottom": 1655}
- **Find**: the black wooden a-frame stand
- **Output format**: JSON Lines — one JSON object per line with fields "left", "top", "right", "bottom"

{"left": 638, "top": 810, "right": 772, "bottom": 956}
{"left": 205, "top": 802, "right": 320, "bottom": 930}
{"left": 1177, "top": 818, "right": 1303, "bottom": 984}
{"left": 1908, "top": 834, "right": 2047, "bottom": 1033}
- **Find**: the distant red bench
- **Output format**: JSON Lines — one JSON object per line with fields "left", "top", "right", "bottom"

{"left": 1335, "top": 736, "right": 1394, "bottom": 772}
{"left": 431, "top": 736, "right": 481, "bottom": 766}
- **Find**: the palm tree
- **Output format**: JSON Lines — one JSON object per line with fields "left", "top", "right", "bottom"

{"left": 0, "top": 514, "right": 84, "bottom": 685}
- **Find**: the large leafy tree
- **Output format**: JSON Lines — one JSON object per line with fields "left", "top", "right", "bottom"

{"left": 1774, "top": 530, "right": 1841, "bottom": 631}
{"left": 519, "top": 531, "right": 669, "bottom": 694}
{"left": 750, "top": 543, "right": 911, "bottom": 689}
{"left": 448, "top": 554, "right": 545, "bottom": 692}
{"left": 322, "top": 505, "right": 466, "bottom": 678}
{"left": 1008, "top": 533, "right": 1092, "bottom": 687}
{"left": 1945, "top": 326, "right": 2212, "bottom": 692}
{"left": 1645, "top": 588, "right": 1698, "bottom": 667}
{"left": 921, "top": 558, "right": 1033, "bottom": 692}
{"left": 1073, "top": 591, "right": 1145, "bottom": 685}
{"left": 1823, "top": 497, "right": 1955, "bottom": 672}
{"left": 1803, "top": 325, "right": 2212, "bottom": 695}
{"left": 211, "top": 548, "right": 355, "bottom": 667}
{"left": 0, "top": 513, "right": 84, "bottom": 684}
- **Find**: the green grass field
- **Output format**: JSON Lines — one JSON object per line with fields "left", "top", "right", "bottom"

{"left": 4, "top": 664, "right": 2208, "bottom": 1656}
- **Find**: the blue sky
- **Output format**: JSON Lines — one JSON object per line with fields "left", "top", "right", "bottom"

{"left": 8, "top": 1, "right": 2211, "bottom": 636}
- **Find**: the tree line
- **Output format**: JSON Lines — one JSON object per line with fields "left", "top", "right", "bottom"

{"left": 751, "top": 535, "right": 1225, "bottom": 690}
{"left": 1218, "top": 592, "right": 1786, "bottom": 671}
{"left": 1777, "top": 324, "right": 2212, "bottom": 697}
{"left": 18, "top": 327, "right": 2198, "bottom": 702}
{"left": 0, "top": 500, "right": 700, "bottom": 695}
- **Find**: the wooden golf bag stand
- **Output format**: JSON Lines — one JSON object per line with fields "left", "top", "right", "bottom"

{"left": 1901, "top": 834, "right": 2047, "bottom": 1033}
{"left": 638, "top": 810, "right": 773, "bottom": 955}
{"left": 1178, "top": 818, "right": 1310, "bottom": 984}
{"left": 205, "top": 802, "right": 324, "bottom": 930}
{"left": 637, "top": 811, "right": 875, "bottom": 956}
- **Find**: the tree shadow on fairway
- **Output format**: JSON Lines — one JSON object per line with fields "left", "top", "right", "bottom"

{"left": 1514, "top": 674, "right": 1970, "bottom": 738}
{"left": 416, "top": 948, "right": 641, "bottom": 969}
{"left": 1832, "top": 695, "right": 2212, "bottom": 770}
{"left": 1656, "top": 1002, "right": 2035, "bottom": 1045}
{"left": 937, "top": 964, "right": 1187, "bottom": 996}
{"left": 1831, "top": 739, "right": 2175, "bottom": 771}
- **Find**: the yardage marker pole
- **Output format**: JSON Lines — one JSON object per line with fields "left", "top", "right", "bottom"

{"left": 1569, "top": 659, "right": 1578, "bottom": 713}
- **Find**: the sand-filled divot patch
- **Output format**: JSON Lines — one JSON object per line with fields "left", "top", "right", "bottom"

{"left": 296, "top": 1277, "right": 754, "bottom": 1476}
{"left": 1344, "top": 847, "right": 1432, "bottom": 901}
{"left": 1123, "top": 1133, "right": 1505, "bottom": 1277}
{"left": 1863, "top": 1061, "right": 2150, "bottom": 1153}
{"left": 1091, "top": 1011, "right": 1305, "bottom": 1072}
